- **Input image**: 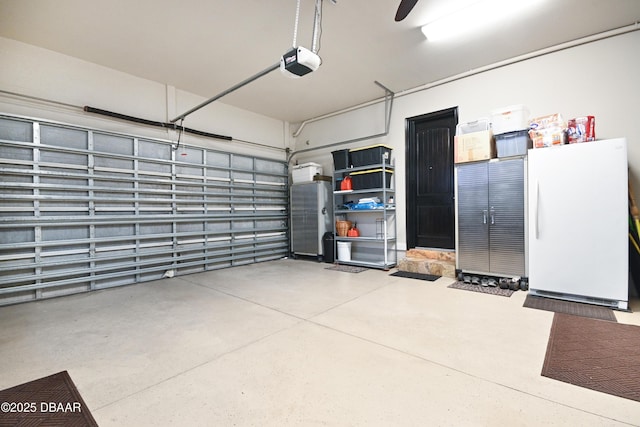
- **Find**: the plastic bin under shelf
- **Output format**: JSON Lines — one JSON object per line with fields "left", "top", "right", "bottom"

{"left": 349, "top": 169, "right": 393, "bottom": 190}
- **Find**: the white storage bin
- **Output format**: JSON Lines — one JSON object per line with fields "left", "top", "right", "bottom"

{"left": 456, "top": 118, "right": 490, "bottom": 135}
{"left": 490, "top": 104, "right": 530, "bottom": 135}
{"left": 337, "top": 241, "right": 352, "bottom": 261}
{"left": 292, "top": 162, "right": 323, "bottom": 183}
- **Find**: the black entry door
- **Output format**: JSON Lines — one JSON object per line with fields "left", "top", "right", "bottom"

{"left": 405, "top": 107, "right": 458, "bottom": 249}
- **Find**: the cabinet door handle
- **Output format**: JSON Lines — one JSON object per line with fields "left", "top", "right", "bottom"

{"left": 482, "top": 209, "right": 488, "bottom": 224}
{"left": 535, "top": 181, "right": 540, "bottom": 239}
{"left": 490, "top": 208, "right": 495, "bottom": 225}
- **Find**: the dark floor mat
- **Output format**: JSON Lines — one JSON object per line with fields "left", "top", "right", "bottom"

{"left": 0, "top": 370, "right": 98, "bottom": 426}
{"left": 389, "top": 271, "right": 439, "bottom": 281}
{"left": 523, "top": 294, "right": 617, "bottom": 322}
{"left": 447, "top": 281, "right": 515, "bottom": 297}
{"left": 542, "top": 313, "right": 640, "bottom": 402}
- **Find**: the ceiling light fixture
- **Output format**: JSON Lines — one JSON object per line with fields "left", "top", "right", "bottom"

{"left": 421, "top": 0, "right": 545, "bottom": 42}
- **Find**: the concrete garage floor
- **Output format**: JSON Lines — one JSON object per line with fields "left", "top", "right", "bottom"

{"left": 1, "top": 258, "right": 639, "bottom": 426}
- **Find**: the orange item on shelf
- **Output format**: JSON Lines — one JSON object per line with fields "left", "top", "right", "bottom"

{"left": 340, "top": 176, "right": 353, "bottom": 191}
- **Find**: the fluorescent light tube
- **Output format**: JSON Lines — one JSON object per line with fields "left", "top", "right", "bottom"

{"left": 421, "top": 0, "right": 545, "bottom": 42}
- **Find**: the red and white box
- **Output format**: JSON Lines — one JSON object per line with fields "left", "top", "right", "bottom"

{"left": 567, "top": 116, "right": 595, "bottom": 143}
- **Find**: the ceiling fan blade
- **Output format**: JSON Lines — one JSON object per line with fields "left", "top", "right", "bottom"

{"left": 395, "top": 0, "right": 419, "bottom": 21}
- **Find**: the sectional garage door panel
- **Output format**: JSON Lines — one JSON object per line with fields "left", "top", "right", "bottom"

{"left": 0, "top": 115, "right": 289, "bottom": 305}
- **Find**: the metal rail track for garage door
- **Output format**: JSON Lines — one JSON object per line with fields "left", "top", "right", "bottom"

{"left": 0, "top": 114, "right": 289, "bottom": 305}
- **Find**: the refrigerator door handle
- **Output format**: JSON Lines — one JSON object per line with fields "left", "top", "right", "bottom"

{"left": 535, "top": 181, "right": 540, "bottom": 239}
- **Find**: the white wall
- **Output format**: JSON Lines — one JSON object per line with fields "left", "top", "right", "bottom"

{"left": 0, "top": 36, "right": 289, "bottom": 161}
{"left": 293, "top": 30, "right": 640, "bottom": 251}
{"left": 2, "top": 31, "right": 639, "bottom": 252}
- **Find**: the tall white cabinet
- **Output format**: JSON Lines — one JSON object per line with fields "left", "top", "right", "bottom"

{"left": 527, "top": 138, "right": 628, "bottom": 309}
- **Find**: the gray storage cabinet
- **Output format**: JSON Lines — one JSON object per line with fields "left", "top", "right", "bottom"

{"left": 455, "top": 157, "right": 527, "bottom": 277}
{"left": 290, "top": 180, "right": 332, "bottom": 259}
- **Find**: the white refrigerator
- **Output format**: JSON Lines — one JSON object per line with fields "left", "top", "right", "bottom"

{"left": 527, "top": 138, "right": 628, "bottom": 310}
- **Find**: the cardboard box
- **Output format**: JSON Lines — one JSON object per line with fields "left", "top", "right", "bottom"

{"left": 454, "top": 130, "right": 495, "bottom": 163}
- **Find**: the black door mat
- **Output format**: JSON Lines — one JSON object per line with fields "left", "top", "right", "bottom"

{"left": 325, "top": 265, "right": 368, "bottom": 273}
{"left": 389, "top": 271, "right": 439, "bottom": 281}
{"left": 0, "top": 370, "right": 98, "bottom": 426}
{"left": 542, "top": 313, "right": 640, "bottom": 402}
{"left": 448, "top": 281, "right": 515, "bottom": 297}
{"left": 523, "top": 294, "right": 617, "bottom": 322}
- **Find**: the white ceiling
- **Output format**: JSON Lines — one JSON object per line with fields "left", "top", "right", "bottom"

{"left": 1, "top": 0, "right": 639, "bottom": 123}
